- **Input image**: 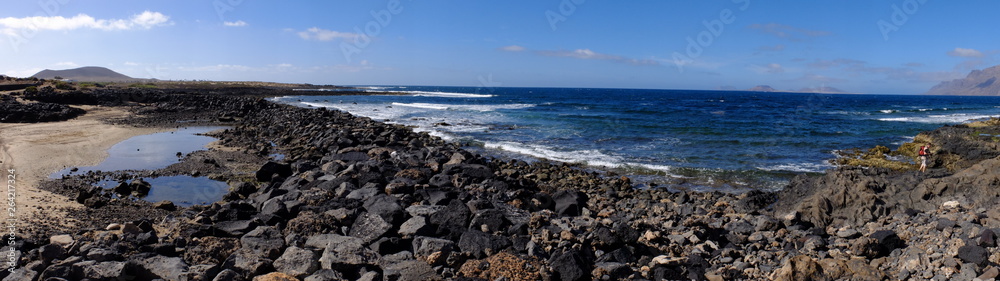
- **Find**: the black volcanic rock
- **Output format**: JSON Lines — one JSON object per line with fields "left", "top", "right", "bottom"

{"left": 0, "top": 97, "right": 85, "bottom": 123}
{"left": 256, "top": 161, "right": 292, "bottom": 182}
{"left": 926, "top": 65, "right": 1000, "bottom": 95}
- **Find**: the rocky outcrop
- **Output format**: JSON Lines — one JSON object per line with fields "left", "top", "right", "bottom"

{"left": 0, "top": 95, "right": 85, "bottom": 123}
{"left": 776, "top": 119, "right": 1000, "bottom": 230}
{"left": 926, "top": 65, "right": 1000, "bottom": 96}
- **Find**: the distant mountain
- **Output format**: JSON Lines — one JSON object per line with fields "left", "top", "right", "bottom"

{"left": 925, "top": 65, "right": 1000, "bottom": 96}
{"left": 747, "top": 85, "right": 777, "bottom": 92}
{"left": 32, "top": 67, "right": 139, "bottom": 82}
{"left": 798, "top": 86, "right": 850, "bottom": 94}
{"left": 742, "top": 85, "right": 850, "bottom": 94}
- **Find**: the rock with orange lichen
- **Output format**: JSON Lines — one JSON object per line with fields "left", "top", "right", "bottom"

{"left": 458, "top": 252, "right": 543, "bottom": 281}
{"left": 252, "top": 272, "right": 299, "bottom": 281}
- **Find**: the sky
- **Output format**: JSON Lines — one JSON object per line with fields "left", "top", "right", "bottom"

{"left": 1, "top": 1, "right": 998, "bottom": 94}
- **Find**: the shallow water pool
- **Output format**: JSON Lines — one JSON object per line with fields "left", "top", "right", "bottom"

{"left": 52, "top": 126, "right": 226, "bottom": 178}
{"left": 95, "top": 176, "right": 229, "bottom": 207}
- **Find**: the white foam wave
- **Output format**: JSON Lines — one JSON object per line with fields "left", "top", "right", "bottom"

{"left": 825, "top": 111, "right": 870, "bottom": 116}
{"left": 758, "top": 162, "right": 833, "bottom": 173}
{"left": 391, "top": 102, "right": 535, "bottom": 112}
{"left": 879, "top": 109, "right": 897, "bottom": 114}
{"left": 300, "top": 101, "right": 403, "bottom": 120}
{"left": 292, "top": 88, "right": 335, "bottom": 92}
{"left": 391, "top": 102, "right": 449, "bottom": 110}
{"left": 891, "top": 136, "right": 916, "bottom": 145}
{"left": 300, "top": 101, "right": 334, "bottom": 108}
{"left": 877, "top": 114, "right": 996, "bottom": 124}
{"left": 483, "top": 141, "right": 674, "bottom": 174}
{"left": 403, "top": 91, "right": 495, "bottom": 98}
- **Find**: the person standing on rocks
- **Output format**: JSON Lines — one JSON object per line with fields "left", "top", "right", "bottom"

{"left": 919, "top": 144, "right": 931, "bottom": 173}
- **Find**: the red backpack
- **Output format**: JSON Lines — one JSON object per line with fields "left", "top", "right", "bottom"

{"left": 918, "top": 146, "right": 926, "bottom": 156}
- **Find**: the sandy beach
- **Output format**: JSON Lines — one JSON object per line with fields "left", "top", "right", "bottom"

{"left": 0, "top": 106, "right": 168, "bottom": 235}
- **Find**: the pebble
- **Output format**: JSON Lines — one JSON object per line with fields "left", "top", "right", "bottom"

{"left": 835, "top": 228, "right": 859, "bottom": 238}
{"left": 49, "top": 234, "right": 73, "bottom": 246}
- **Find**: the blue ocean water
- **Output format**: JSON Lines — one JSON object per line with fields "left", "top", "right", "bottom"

{"left": 272, "top": 87, "right": 1000, "bottom": 191}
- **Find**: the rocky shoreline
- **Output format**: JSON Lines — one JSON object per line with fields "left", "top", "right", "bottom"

{"left": 4, "top": 86, "right": 1000, "bottom": 280}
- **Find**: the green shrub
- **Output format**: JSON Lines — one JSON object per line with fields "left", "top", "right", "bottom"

{"left": 24, "top": 86, "right": 38, "bottom": 94}
{"left": 55, "top": 81, "right": 75, "bottom": 90}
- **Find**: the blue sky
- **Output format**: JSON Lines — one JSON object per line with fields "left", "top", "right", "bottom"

{"left": 1, "top": 1, "right": 997, "bottom": 94}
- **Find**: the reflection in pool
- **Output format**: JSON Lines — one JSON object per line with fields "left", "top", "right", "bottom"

{"left": 56, "top": 126, "right": 232, "bottom": 207}
{"left": 52, "top": 127, "right": 226, "bottom": 178}
{"left": 145, "top": 176, "right": 229, "bottom": 206}
{"left": 96, "top": 176, "right": 229, "bottom": 207}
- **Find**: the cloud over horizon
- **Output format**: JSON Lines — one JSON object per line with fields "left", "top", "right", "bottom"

{"left": 533, "top": 48, "right": 659, "bottom": 66}
{"left": 748, "top": 23, "right": 831, "bottom": 41}
{"left": 223, "top": 20, "right": 247, "bottom": 27}
{"left": 0, "top": 11, "right": 171, "bottom": 35}
{"left": 947, "top": 47, "right": 984, "bottom": 58}
{"left": 751, "top": 63, "right": 784, "bottom": 74}
{"left": 297, "top": 27, "right": 358, "bottom": 41}
{"left": 498, "top": 45, "right": 525, "bottom": 52}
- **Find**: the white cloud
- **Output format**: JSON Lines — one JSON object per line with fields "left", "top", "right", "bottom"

{"left": 54, "top": 61, "right": 78, "bottom": 68}
{"left": 224, "top": 20, "right": 248, "bottom": 27}
{"left": 179, "top": 64, "right": 256, "bottom": 72}
{"left": 536, "top": 48, "right": 660, "bottom": 66}
{"left": 273, "top": 63, "right": 294, "bottom": 72}
{"left": 947, "top": 47, "right": 984, "bottom": 58}
{"left": 297, "top": 27, "right": 358, "bottom": 41}
{"left": 130, "top": 11, "right": 171, "bottom": 29}
{"left": 124, "top": 62, "right": 140, "bottom": 66}
{"left": 788, "top": 74, "right": 846, "bottom": 83}
{"left": 748, "top": 23, "right": 831, "bottom": 41}
{"left": 752, "top": 63, "right": 784, "bottom": 74}
{"left": 177, "top": 64, "right": 307, "bottom": 74}
{"left": 3, "top": 68, "right": 43, "bottom": 78}
{"left": 755, "top": 44, "right": 786, "bottom": 52}
{"left": 0, "top": 11, "right": 171, "bottom": 35}
{"left": 499, "top": 45, "right": 525, "bottom": 52}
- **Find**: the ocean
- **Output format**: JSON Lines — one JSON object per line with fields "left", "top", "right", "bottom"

{"left": 271, "top": 87, "right": 1000, "bottom": 191}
